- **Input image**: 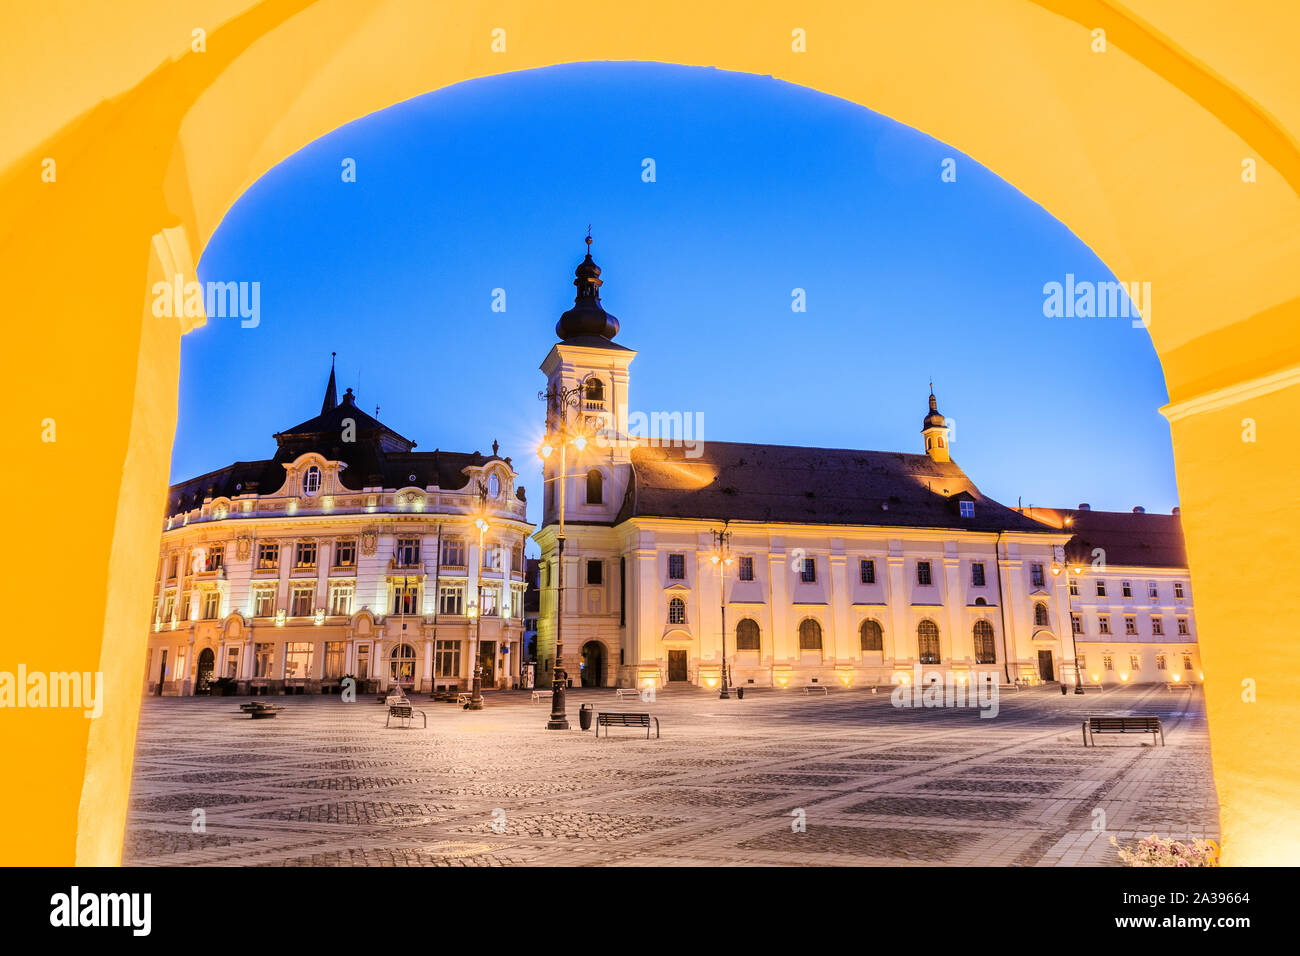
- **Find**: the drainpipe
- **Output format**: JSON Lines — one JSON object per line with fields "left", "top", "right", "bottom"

{"left": 993, "top": 531, "right": 1012, "bottom": 683}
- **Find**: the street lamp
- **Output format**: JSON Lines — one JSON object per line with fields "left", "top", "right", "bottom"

{"left": 468, "top": 490, "right": 490, "bottom": 710}
{"left": 709, "top": 523, "right": 734, "bottom": 699}
{"left": 1052, "top": 513, "right": 1085, "bottom": 695}
{"left": 537, "top": 377, "right": 595, "bottom": 730}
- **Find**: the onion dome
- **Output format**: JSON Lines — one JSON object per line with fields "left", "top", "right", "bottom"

{"left": 556, "top": 232, "right": 620, "bottom": 341}
{"left": 922, "top": 387, "right": 946, "bottom": 430}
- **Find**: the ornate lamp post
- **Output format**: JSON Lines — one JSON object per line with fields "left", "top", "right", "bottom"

{"left": 709, "top": 523, "right": 734, "bottom": 699}
{"left": 537, "top": 377, "right": 594, "bottom": 730}
{"left": 1052, "top": 514, "right": 1085, "bottom": 695}
{"left": 467, "top": 511, "right": 489, "bottom": 710}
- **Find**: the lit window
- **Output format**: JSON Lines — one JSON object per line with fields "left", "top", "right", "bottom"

{"left": 1155, "top": 655, "right": 1167, "bottom": 671}
{"left": 284, "top": 642, "right": 313, "bottom": 679}
{"left": 252, "top": 587, "right": 275, "bottom": 618}
{"left": 257, "top": 542, "right": 279, "bottom": 570}
{"left": 917, "top": 620, "right": 940, "bottom": 664}
{"left": 1103, "top": 655, "right": 1114, "bottom": 671}
{"left": 295, "top": 540, "right": 317, "bottom": 569}
{"left": 1129, "top": 654, "right": 1141, "bottom": 671}
{"left": 334, "top": 539, "right": 356, "bottom": 567}
{"left": 973, "top": 620, "right": 995, "bottom": 663}
{"left": 435, "top": 640, "right": 462, "bottom": 677}
{"left": 439, "top": 585, "right": 464, "bottom": 616}
{"left": 290, "top": 586, "right": 314, "bottom": 617}
{"left": 738, "top": 556, "right": 755, "bottom": 581}
{"left": 392, "top": 583, "right": 419, "bottom": 615}
{"left": 1183, "top": 655, "right": 1193, "bottom": 670}
{"left": 302, "top": 466, "right": 322, "bottom": 496}
{"left": 441, "top": 537, "right": 465, "bottom": 568}
{"left": 329, "top": 584, "right": 354, "bottom": 616}
{"left": 668, "top": 597, "right": 686, "bottom": 625}
{"left": 959, "top": 500, "right": 975, "bottom": 518}
{"left": 201, "top": 591, "right": 220, "bottom": 620}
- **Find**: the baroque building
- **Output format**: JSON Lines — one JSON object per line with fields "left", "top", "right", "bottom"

{"left": 534, "top": 244, "right": 1200, "bottom": 690}
{"left": 144, "top": 362, "right": 532, "bottom": 696}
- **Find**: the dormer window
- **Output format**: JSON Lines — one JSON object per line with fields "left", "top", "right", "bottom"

{"left": 489, "top": 473, "right": 501, "bottom": 498}
{"left": 302, "top": 466, "right": 321, "bottom": 496}
{"left": 959, "top": 500, "right": 974, "bottom": 518}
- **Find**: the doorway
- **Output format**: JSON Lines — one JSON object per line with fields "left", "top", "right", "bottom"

{"left": 156, "top": 649, "right": 167, "bottom": 696}
{"left": 478, "top": 640, "right": 496, "bottom": 688}
{"left": 580, "top": 641, "right": 605, "bottom": 687}
{"left": 667, "top": 649, "right": 688, "bottom": 682}
{"left": 1038, "top": 649, "right": 1055, "bottom": 681}
{"left": 195, "top": 648, "right": 214, "bottom": 695}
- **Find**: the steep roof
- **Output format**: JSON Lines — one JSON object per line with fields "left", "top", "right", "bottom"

{"left": 1030, "top": 507, "right": 1188, "bottom": 569}
{"left": 614, "top": 440, "right": 1053, "bottom": 533}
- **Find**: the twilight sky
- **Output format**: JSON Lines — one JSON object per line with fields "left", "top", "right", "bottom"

{"left": 184, "top": 61, "right": 1178, "bottom": 539}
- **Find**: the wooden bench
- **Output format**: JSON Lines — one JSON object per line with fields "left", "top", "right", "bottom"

{"left": 594, "top": 712, "right": 660, "bottom": 739}
{"left": 237, "top": 701, "right": 283, "bottom": 719}
{"left": 614, "top": 687, "right": 644, "bottom": 702}
{"left": 1082, "top": 715, "right": 1163, "bottom": 747}
{"left": 803, "top": 685, "right": 829, "bottom": 695}
{"left": 530, "top": 690, "right": 553, "bottom": 703}
{"left": 386, "top": 702, "right": 427, "bottom": 729}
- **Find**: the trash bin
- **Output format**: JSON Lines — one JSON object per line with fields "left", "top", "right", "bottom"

{"left": 736, "top": 687, "right": 744, "bottom": 699}
{"left": 579, "top": 703, "right": 593, "bottom": 731}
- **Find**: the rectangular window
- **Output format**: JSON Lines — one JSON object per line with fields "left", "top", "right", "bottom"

{"left": 334, "top": 539, "right": 356, "bottom": 568}
{"left": 435, "top": 640, "right": 462, "bottom": 677}
{"left": 1174, "top": 581, "right": 1185, "bottom": 600}
{"left": 1030, "top": 563, "right": 1045, "bottom": 587}
{"left": 284, "top": 642, "right": 313, "bottom": 680}
{"left": 739, "top": 556, "right": 755, "bottom": 581}
{"left": 257, "top": 542, "right": 279, "bottom": 570}
{"left": 252, "top": 586, "right": 275, "bottom": 618}
{"left": 1069, "top": 578, "right": 1079, "bottom": 596}
{"left": 180, "top": 594, "right": 191, "bottom": 621}
{"left": 224, "top": 646, "right": 239, "bottom": 679}
{"left": 355, "top": 644, "right": 370, "bottom": 680}
{"left": 167, "top": 555, "right": 179, "bottom": 580}
{"left": 668, "top": 553, "right": 685, "bottom": 580}
{"left": 254, "top": 643, "right": 274, "bottom": 678}
{"left": 1096, "top": 580, "right": 1107, "bottom": 597}
{"left": 482, "top": 543, "right": 501, "bottom": 570}
{"left": 1177, "top": 617, "right": 1189, "bottom": 636}
{"left": 971, "top": 562, "right": 985, "bottom": 587}
{"left": 439, "top": 585, "right": 464, "bottom": 616}
{"left": 1183, "top": 655, "right": 1193, "bottom": 671}
{"left": 801, "top": 557, "right": 817, "bottom": 583}
{"left": 290, "top": 586, "right": 314, "bottom": 617}
{"left": 295, "top": 540, "right": 317, "bottom": 569}
{"left": 481, "top": 586, "right": 499, "bottom": 617}
{"left": 1148, "top": 581, "right": 1159, "bottom": 600}
{"left": 1103, "top": 655, "right": 1114, "bottom": 671}
{"left": 1071, "top": 613, "right": 1081, "bottom": 634}
{"left": 1129, "top": 654, "right": 1141, "bottom": 671}
{"left": 860, "top": 558, "right": 875, "bottom": 584}
{"left": 1151, "top": 616, "right": 1163, "bottom": 635}
{"left": 916, "top": 561, "right": 932, "bottom": 586}
{"left": 959, "top": 500, "right": 975, "bottom": 518}
{"left": 206, "top": 545, "right": 224, "bottom": 571}
{"left": 396, "top": 537, "right": 420, "bottom": 567}
{"left": 1099, "top": 615, "right": 1111, "bottom": 635}
{"left": 161, "top": 592, "right": 176, "bottom": 621}
{"left": 1122, "top": 580, "right": 1133, "bottom": 598}
{"left": 441, "top": 537, "right": 466, "bottom": 568}
{"left": 587, "top": 560, "right": 603, "bottom": 585}
{"left": 329, "top": 584, "right": 354, "bottom": 616}
{"left": 1124, "top": 615, "right": 1137, "bottom": 635}
{"left": 323, "top": 642, "right": 346, "bottom": 679}
{"left": 512, "top": 547, "right": 524, "bottom": 574}
{"left": 1155, "top": 654, "right": 1167, "bottom": 671}
{"left": 201, "top": 590, "right": 220, "bottom": 620}
{"left": 392, "top": 584, "right": 419, "bottom": 615}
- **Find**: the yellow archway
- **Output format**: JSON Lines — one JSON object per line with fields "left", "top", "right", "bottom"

{"left": 3, "top": 0, "right": 1298, "bottom": 866}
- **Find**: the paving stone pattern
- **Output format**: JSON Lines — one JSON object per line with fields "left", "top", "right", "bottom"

{"left": 123, "top": 684, "right": 1218, "bottom": 866}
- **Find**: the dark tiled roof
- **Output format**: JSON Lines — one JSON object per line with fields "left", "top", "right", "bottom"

{"left": 550, "top": 333, "right": 633, "bottom": 352}
{"left": 1030, "top": 508, "right": 1188, "bottom": 569}
{"left": 613, "top": 441, "right": 1053, "bottom": 533}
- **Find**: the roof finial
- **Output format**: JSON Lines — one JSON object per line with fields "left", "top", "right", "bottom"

{"left": 321, "top": 353, "right": 339, "bottom": 413}
{"left": 585, "top": 226, "right": 592, "bottom": 254}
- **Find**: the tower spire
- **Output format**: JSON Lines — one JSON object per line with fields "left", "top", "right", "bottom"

{"left": 921, "top": 383, "right": 950, "bottom": 462}
{"left": 555, "top": 231, "right": 620, "bottom": 340}
{"left": 321, "top": 352, "right": 338, "bottom": 413}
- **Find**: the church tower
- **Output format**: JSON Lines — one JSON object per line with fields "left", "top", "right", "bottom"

{"left": 922, "top": 386, "right": 951, "bottom": 462}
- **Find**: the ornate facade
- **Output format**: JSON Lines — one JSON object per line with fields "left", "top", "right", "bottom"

{"left": 145, "top": 364, "right": 532, "bottom": 696}
{"left": 534, "top": 246, "right": 1200, "bottom": 690}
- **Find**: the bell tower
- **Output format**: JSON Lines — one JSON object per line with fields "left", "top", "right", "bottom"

{"left": 922, "top": 385, "right": 951, "bottom": 462}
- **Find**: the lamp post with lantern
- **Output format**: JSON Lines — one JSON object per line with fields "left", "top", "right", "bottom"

{"left": 537, "top": 377, "right": 595, "bottom": 730}
{"left": 1050, "top": 512, "right": 1086, "bottom": 695}
{"left": 467, "top": 482, "right": 489, "bottom": 710}
{"left": 710, "top": 523, "right": 734, "bottom": 699}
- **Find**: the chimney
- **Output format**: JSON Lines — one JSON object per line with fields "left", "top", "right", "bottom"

{"left": 1133, "top": 506, "right": 1145, "bottom": 513}
{"left": 1077, "top": 503, "right": 1091, "bottom": 511}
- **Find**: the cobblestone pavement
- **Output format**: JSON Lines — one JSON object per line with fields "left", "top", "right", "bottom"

{"left": 123, "top": 683, "right": 1218, "bottom": 866}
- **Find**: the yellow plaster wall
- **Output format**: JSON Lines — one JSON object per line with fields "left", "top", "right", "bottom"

{"left": 1, "top": 0, "right": 1297, "bottom": 865}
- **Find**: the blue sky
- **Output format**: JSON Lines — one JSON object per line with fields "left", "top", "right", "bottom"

{"left": 186, "top": 61, "right": 1178, "bottom": 540}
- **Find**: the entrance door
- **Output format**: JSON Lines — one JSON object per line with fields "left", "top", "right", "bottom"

{"left": 196, "top": 648, "right": 215, "bottom": 695}
{"left": 667, "top": 650, "right": 688, "bottom": 682}
{"left": 581, "top": 641, "right": 604, "bottom": 687}
{"left": 156, "top": 649, "right": 167, "bottom": 696}
{"left": 1038, "top": 650, "right": 1055, "bottom": 681}
{"left": 478, "top": 641, "right": 495, "bottom": 687}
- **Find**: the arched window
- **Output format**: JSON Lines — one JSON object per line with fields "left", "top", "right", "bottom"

{"left": 799, "top": 618, "right": 823, "bottom": 650}
{"left": 302, "top": 465, "right": 321, "bottom": 496}
{"left": 488, "top": 473, "right": 500, "bottom": 497}
{"left": 668, "top": 597, "right": 686, "bottom": 625}
{"left": 584, "top": 378, "right": 605, "bottom": 408}
{"left": 389, "top": 643, "right": 417, "bottom": 684}
{"left": 918, "top": 620, "right": 941, "bottom": 664}
{"left": 586, "top": 468, "right": 603, "bottom": 504}
{"left": 973, "top": 620, "right": 996, "bottom": 664}
{"left": 1034, "top": 602, "right": 1050, "bottom": 627}
{"left": 860, "top": 619, "right": 883, "bottom": 651}
{"left": 735, "top": 618, "right": 761, "bottom": 651}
